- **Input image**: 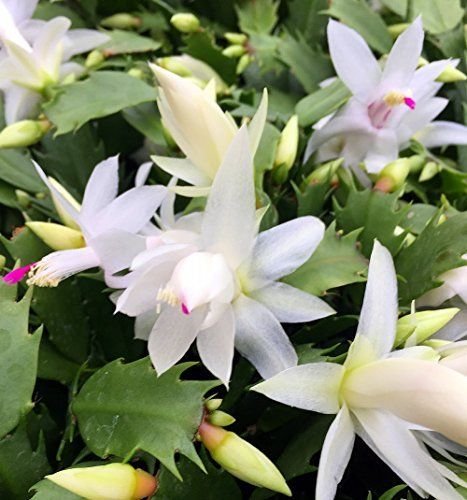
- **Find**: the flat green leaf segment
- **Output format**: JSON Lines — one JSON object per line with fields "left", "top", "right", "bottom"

{"left": 31, "top": 480, "right": 83, "bottom": 500}
{"left": 101, "top": 29, "right": 162, "bottom": 55}
{"left": 285, "top": 223, "right": 367, "bottom": 295}
{"left": 73, "top": 360, "right": 218, "bottom": 479}
{"left": 0, "top": 283, "right": 41, "bottom": 439}
{"left": 236, "top": 0, "right": 278, "bottom": 35}
{"left": 396, "top": 212, "right": 467, "bottom": 302}
{"left": 410, "top": 0, "right": 464, "bottom": 34}
{"left": 44, "top": 72, "right": 157, "bottom": 135}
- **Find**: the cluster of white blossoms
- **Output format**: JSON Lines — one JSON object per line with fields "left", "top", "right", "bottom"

{"left": 3, "top": 12, "right": 467, "bottom": 500}
{"left": 0, "top": 0, "right": 108, "bottom": 124}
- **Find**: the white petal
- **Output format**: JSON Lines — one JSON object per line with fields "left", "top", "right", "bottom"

{"left": 435, "top": 308, "right": 467, "bottom": 342}
{"left": 354, "top": 409, "right": 463, "bottom": 499}
{"left": 197, "top": 305, "right": 235, "bottom": 386}
{"left": 364, "top": 129, "right": 399, "bottom": 174}
{"left": 348, "top": 240, "right": 397, "bottom": 364}
{"left": 91, "top": 185, "right": 166, "bottom": 236}
{"left": 89, "top": 230, "right": 146, "bottom": 275}
{"left": 316, "top": 406, "right": 355, "bottom": 500}
{"left": 233, "top": 294, "right": 298, "bottom": 378}
{"left": 246, "top": 216, "right": 325, "bottom": 284}
{"left": 252, "top": 362, "right": 344, "bottom": 413}
{"left": 2, "top": 84, "right": 41, "bottom": 124}
{"left": 327, "top": 20, "right": 381, "bottom": 101}
{"left": 148, "top": 305, "right": 207, "bottom": 375}
{"left": 381, "top": 18, "right": 423, "bottom": 91}
{"left": 33, "top": 17, "right": 70, "bottom": 78}
{"left": 151, "top": 155, "right": 211, "bottom": 186}
{"left": 202, "top": 126, "right": 257, "bottom": 268}
{"left": 250, "top": 282, "right": 335, "bottom": 323}
{"left": 0, "top": 0, "right": 31, "bottom": 50}
{"left": 170, "top": 185, "right": 211, "bottom": 198}
{"left": 2, "top": 0, "right": 38, "bottom": 24}
{"left": 80, "top": 155, "right": 119, "bottom": 221}
{"left": 62, "top": 29, "right": 109, "bottom": 59}
{"left": 411, "top": 60, "right": 450, "bottom": 99}
{"left": 415, "top": 121, "right": 467, "bottom": 148}
{"left": 344, "top": 358, "right": 467, "bottom": 447}
{"left": 134, "top": 309, "right": 159, "bottom": 341}
{"left": 248, "top": 88, "right": 268, "bottom": 155}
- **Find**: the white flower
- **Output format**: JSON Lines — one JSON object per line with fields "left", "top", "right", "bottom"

{"left": 25, "top": 156, "right": 166, "bottom": 287}
{"left": 0, "top": 1, "right": 108, "bottom": 124}
{"left": 252, "top": 241, "right": 467, "bottom": 500}
{"left": 116, "top": 127, "right": 335, "bottom": 386}
{"left": 149, "top": 63, "right": 268, "bottom": 197}
{"left": 305, "top": 19, "right": 467, "bottom": 178}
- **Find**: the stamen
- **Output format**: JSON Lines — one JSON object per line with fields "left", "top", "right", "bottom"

{"left": 2, "top": 263, "right": 35, "bottom": 285}
{"left": 383, "top": 90, "right": 406, "bottom": 107}
{"left": 156, "top": 285, "right": 180, "bottom": 308}
{"left": 27, "top": 262, "right": 62, "bottom": 287}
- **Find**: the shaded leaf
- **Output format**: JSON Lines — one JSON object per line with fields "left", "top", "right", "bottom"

{"left": 30, "top": 479, "right": 83, "bottom": 500}
{"left": 101, "top": 29, "right": 162, "bottom": 55}
{"left": 0, "top": 151, "right": 43, "bottom": 193}
{"left": 44, "top": 72, "right": 157, "bottom": 135}
{"left": 410, "top": 0, "right": 464, "bottom": 34}
{"left": 73, "top": 360, "right": 218, "bottom": 479}
{"left": 236, "top": 0, "right": 279, "bottom": 35}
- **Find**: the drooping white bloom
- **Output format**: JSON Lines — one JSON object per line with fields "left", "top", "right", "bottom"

{"left": 305, "top": 19, "right": 467, "bottom": 178}
{"left": 22, "top": 156, "right": 167, "bottom": 287}
{"left": 116, "top": 127, "right": 335, "bottom": 386}
{"left": 0, "top": 1, "right": 108, "bottom": 124}
{"left": 252, "top": 241, "right": 467, "bottom": 500}
{"left": 149, "top": 63, "right": 268, "bottom": 197}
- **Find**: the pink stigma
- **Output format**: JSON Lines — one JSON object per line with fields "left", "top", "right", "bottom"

{"left": 181, "top": 303, "right": 190, "bottom": 315}
{"left": 404, "top": 97, "right": 416, "bottom": 110}
{"left": 2, "top": 263, "right": 34, "bottom": 285}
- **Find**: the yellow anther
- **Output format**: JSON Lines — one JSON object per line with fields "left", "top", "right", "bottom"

{"left": 383, "top": 90, "right": 406, "bottom": 107}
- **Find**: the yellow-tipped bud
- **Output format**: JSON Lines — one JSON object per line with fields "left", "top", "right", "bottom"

{"left": 157, "top": 57, "right": 192, "bottom": 77}
{"left": 47, "top": 177, "right": 81, "bottom": 230}
{"left": 222, "top": 44, "right": 246, "bottom": 58}
{"left": 170, "top": 13, "right": 200, "bottom": 33}
{"left": 417, "top": 57, "right": 429, "bottom": 68}
{"left": 205, "top": 398, "right": 223, "bottom": 412}
{"left": 374, "top": 158, "right": 410, "bottom": 192}
{"left": 127, "top": 68, "right": 144, "bottom": 79}
{"left": 236, "top": 53, "right": 252, "bottom": 74}
{"left": 85, "top": 50, "right": 105, "bottom": 69}
{"left": 225, "top": 32, "right": 248, "bottom": 45}
{"left": 418, "top": 161, "right": 439, "bottom": 182}
{"left": 395, "top": 308, "right": 460, "bottom": 347}
{"left": 387, "top": 23, "right": 410, "bottom": 39}
{"left": 0, "top": 119, "right": 50, "bottom": 149}
{"left": 0, "top": 255, "right": 5, "bottom": 270}
{"left": 274, "top": 115, "right": 299, "bottom": 171}
{"left": 101, "top": 13, "right": 141, "bottom": 30}
{"left": 208, "top": 410, "right": 236, "bottom": 427}
{"left": 46, "top": 463, "right": 157, "bottom": 500}
{"left": 26, "top": 222, "right": 85, "bottom": 251}
{"left": 304, "top": 158, "right": 343, "bottom": 187}
{"left": 15, "top": 189, "right": 31, "bottom": 209}
{"left": 405, "top": 155, "right": 426, "bottom": 173}
{"left": 436, "top": 64, "right": 467, "bottom": 83}
{"left": 199, "top": 422, "right": 291, "bottom": 496}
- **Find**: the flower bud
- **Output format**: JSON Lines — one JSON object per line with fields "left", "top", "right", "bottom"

{"left": 236, "top": 53, "right": 252, "bottom": 74}
{"left": 46, "top": 463, "right": 157, "bottom": 500}
{"left": 274, "top": 115, "right": 299, "bottom": 171}
{"left": 395, "top": 308, "right": 460, "bottom": 347}
{"left": 205, "top": 398, "right": 222, "bottom": 412}
{"left": 225, "top": 32, "right": 248, "bottom": 45}
{"left": 26, "top": 222, "right": 85, "bottom": 251}
{"left": 222, "top": 44, "right": 246, "bottom": 58}
{"left": 405, "top": 155, "right": 426, "bottom": 173}
{"left": 418, "top": 161, "right": 439, "bottom": 182}
{"left": 47, "top": 177, "right": 81, "bottom": 230}
{"left": 85, "top": 50, "right": 105, "bottom": 69}
{"left": 0, "top": 120, "right": 50, "bottom": 149}
{"left": 15, "top": 189, "right": 31, "bottom": 209}
{"left": 198, "top": 422, "right": 291, "bottom": 496}
{"left": 387, "top": 23, "right": 410, "bottom": 39}
{"left": 374, "top": 158, "right": 410, "bottom": 192}
{"left": 157, "top": 57, "right": 192, "bottom": 77}
{"left": 0, "top": 255, "right": 5, "bottom": 270}
{"left": 170, "top": 13, "right": 200, "bottom": 33}
{"left": 101, "top": 13, "right": 141, "bottom": 30}
{"left": 208, "top": 410, "right": 236, "bottom": 427}
{"left": 304, "top": 158, "right": 342, "bottom": 187}
{"left": 436, "top": 64, "right": 467, "bottom": 83}
{"left": 128, "top": 68, "right": 144, "bottom": 79}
